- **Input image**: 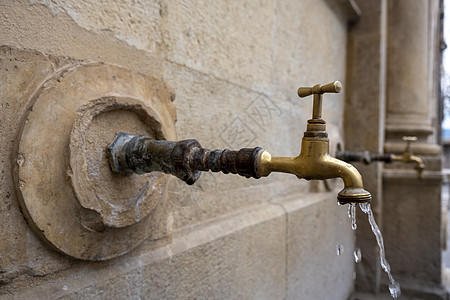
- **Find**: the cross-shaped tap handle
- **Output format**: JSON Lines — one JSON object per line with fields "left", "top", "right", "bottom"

{"left": 297, "top": 81, "right": 342, "bottom": 97}
{"left": 402, "top": 136, "right": 417, "bottom": 153}
{"left": 297, "top": 81, "right": 342, "bottom": 120}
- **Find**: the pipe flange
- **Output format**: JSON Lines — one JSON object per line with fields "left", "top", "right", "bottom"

{"left": 69, "top": 96, "right": 168, "bottom": 228}
{"left": 14, "top": 63, "right": 176, "bottom": 260}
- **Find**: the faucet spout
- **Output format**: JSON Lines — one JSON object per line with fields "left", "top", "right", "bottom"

{"left": 258, "top": 137, "right": 371, "bottom": 204}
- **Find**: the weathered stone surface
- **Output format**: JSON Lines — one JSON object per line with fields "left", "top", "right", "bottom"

{"left": 1, "top": 194, "right": 356, "bottom": 300}
{"left": 383, "top": 170, "right": 443, "bottom": 286}
{"left": 385, "top": 0, "right": 437, "bottom": 140}
{"left": 3, "top": 202, "right": 287, "bottom": 299}
{"left": 0, "top": 46, "right": 77, "bottom": 285}
{"left": 162, "top": 0, "right": 275, "bottom": 93}
{"left": 280, "top": 193, "right": 355, "bottom": 300}
{"left": 0, "top": 0, "right": 387, "bottom": 298}
{"left": 70, "top": 97, "right": 170, "bottom": 229}
{"left": 345, "top": 1, "right": 446, "bottom": 299}
{"left": 15, "top": 62, "right": 176, "bottom": 260}
{"left": 29, "top": 0, "right": 162, "bottom": 53}
{"left": 273, "top": 0, "right": 347, "bottom": 132}
{"left": 387, "top": 1, "right": 430, "bottom": 116}
{"left": 381, "top": 1, "right": 445, "bottom": 298}
{"left": 0, "top": 0, "right": 164, "bottom": 79}
{"left": 0, "top": 34, "right": 359, "bottom": 299}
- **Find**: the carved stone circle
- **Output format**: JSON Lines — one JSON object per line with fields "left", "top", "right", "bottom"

{"left": 14, "top": 63, "right": 176, "bottom": 260}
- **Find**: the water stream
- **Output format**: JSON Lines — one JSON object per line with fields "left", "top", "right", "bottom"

{"left": 358, "top": 202, "right": 401, "bottom": 299}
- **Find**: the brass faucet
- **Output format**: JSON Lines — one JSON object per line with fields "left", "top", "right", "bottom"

{"left": 336, "top": 136, "right": 425, "bottom": 178}
{"left": 107, "top": 81, "right": 371, "bottom": 205}
{"left": 391, "top": 136, "right": 425, "bottom": 178}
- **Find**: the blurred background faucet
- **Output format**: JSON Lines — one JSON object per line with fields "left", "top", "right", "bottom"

{"left": 336, "top": 136, "right": 425, "bottom": 178}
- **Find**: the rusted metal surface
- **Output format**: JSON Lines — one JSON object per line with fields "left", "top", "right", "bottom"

{"left": 335, "top": 149, "right": 393, "bottom": 164}
{"left": 108, "top": 132, "right": 264, "bottom": 184}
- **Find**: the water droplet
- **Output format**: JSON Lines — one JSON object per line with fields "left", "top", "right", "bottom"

{"left": 359, "top": 202, "right": 370, "bottom": 214}
{"left": 336, "top": 244, "right": 344, "bottom": 256}
{"left": 350, "top": 203, "right": 357, "bottom": 230}
{"left": 389, "top": 281, "right": 401, "bottom": 298}
{"left": 62, "top": 285, "right": 68, "bottom": 291}
{"left": 353, "top": 271, "right": 356, "bottom": 280}
{"left": 353, "top": 248, "right": 362, "bottom": 263}
{"left": 16, "top": 154, "right": 25, "bottom": 167}
{"left": 18, "top": 180, "right": 25, "bottom": 190}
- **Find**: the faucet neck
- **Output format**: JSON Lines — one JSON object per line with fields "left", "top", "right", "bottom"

{"left": 304, "top": 119, "right": 328, "bottom": 138}
{"left": 300, "top": 137, "right": 329, "bottom": 159}
{"left": 297, "top": 81, "right": 341, "bottom": 139}
{"left": 303, "top": 93, "right": 328, "bottom": 138}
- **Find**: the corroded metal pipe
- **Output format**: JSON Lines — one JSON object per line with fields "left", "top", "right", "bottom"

{"left": 336, "top": 149, "right": 393, "bottom": 165}
{"left": 108, "top": 132, "right": 264, "bottom": 185}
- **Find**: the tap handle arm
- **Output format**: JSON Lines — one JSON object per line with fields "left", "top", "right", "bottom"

{"left": 297, "top": 81, "right": 342, "bottom": 98}
{"left": 107, "top": 132, "right": 264, "bottom": 185}
{"left": 298, "top": 81, "right": 342, "bottom": 121}
{"left": 397, "top": 136, "right": 424, "bottom": 178}
{"left": 402, "top": 136, "right": 417, "bottom": 153}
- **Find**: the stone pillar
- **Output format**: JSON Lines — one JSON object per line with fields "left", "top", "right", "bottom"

{"left": 385, "top": 0, "right": 434, "bottom": 143}
{"left": 382, "top": 0, "right": 445, "bottom": 298}
{"left": 385, "top": 0, "right": 442, "bottom": 149}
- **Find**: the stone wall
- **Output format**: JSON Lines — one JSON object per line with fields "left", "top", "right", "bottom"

{"left": 0, "top": 0, "right": 358, "bottom": 299}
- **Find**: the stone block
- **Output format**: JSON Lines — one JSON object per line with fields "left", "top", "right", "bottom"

{"left": 273, "top": 0, "right": 347, "bottom": 124}
{"left": 0, "top": 46, "right": 76, "bottom": 284}
{"left": 0, "top": 0, "right": 361, "bottom": 298}
{"left": 29, "top": 0, "right": 162, "bottom": 53}
{"left": 0, "top": 0, "right": 164, "bottom": 79}
{"left": 279, "top": 192, "right": 355, "bottom": 300}
{"left": 5, "top": 203, "right": 287, "bottom": 300}
{"left": 162, "top": 0, "right": 275, "bottom": 92}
